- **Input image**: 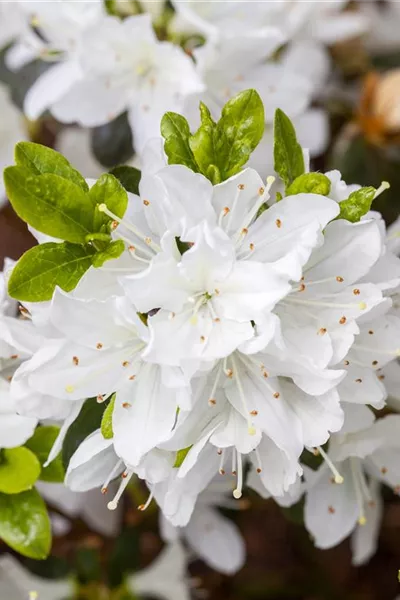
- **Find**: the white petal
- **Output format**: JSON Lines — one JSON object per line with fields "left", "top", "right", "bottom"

{"left": 351, "top": 480, "right": 382, "bottom": 566}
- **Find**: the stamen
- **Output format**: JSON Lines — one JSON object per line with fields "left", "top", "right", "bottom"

{"left": 138, "top": 488, "right": 154, "bottom": 511}
{"left": 219, "top": 450, "right": 226, "bottom": 475}
{"left": 97, "top": 203, "right": 160, "bottom": 254}
{"left": 232, "top": 355, "right": 256, "bottom": 435}
{"left": 208, "top": 364, "right": 223, "bottom": 407}
{"left": 317, "top": 446, "right": 344, "bottom": 484}
{"left": 101, "top": 459, "right": 123, "bottom": 494}
{"left": 254, "top": 447, "right": 263, "bottom": 473}
{"left": 350, "top": 458, "right": 367, "bottom": 526}
{"left": 233, "top": 451, "right": 243, "bottom": 499}
{"left": 107, "top": 469, "right": 134, "bottom": 510}
{"left": 234, "top": 176, "right": 275, "bottom": 247}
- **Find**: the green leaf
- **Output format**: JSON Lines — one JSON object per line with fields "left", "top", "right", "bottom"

{"left": 274, "top": 108, "right": 305, "bottom": 189}
{"left": 62, "top": 398, "right": 111, "bottom": 470}
{"left": 92, "top": 240, "right": 125, "bottom": 268}
{"left": 286, "top": 173, "right": 331, "bottom": 197}
{"left": 173, "top": 446, "right": 192, "bottom": 468}
{"left": 161, "top": 112, "right": 198, "bottom": 171}
{"left": 91, "top": 112, "right": 134, "bottom": 168}
{"left": 25, "top": 426, "right": 65, "bottom": 484}
{"left": 101, "top": 394, "right": 115, "bottom": 440}
{"left": 216, "top": 89, "right": 265, "bottom": 179}
{"left": 4, "top": 167, "right": 96, "bottom": 243}
{"left": 0, "top": 489, "right": 51, "bottom": 559}
{"left": 89, "top": 173, "right": 128, "bottom": 231}
{"left": 110, "top": 165, "right": 142, "bottom": 195}
{"left": 0, "top": 448, "right": 41, "bottom": 494}
{"left": 337, "top": 186, "right": 377, "bottom": 223}
{"left": 15, "top": 142, "right": 88, "bottom": 191}
{"left": 8, "top": 242, "right": 95, "bottom": 302}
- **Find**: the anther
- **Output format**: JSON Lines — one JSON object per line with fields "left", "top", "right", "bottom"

{"left": 97, "top": 343, "right": 103, "bottom": 350}
{"left": 122, "top": 361, "right": 129, "bottom": 367}
{"left": 318, "top": 328, "right": 327, "bottom": 335}
{"left": 258, "top": 187, "right": 265, "bottom": 195}
{"left": 238, "top": 184, "right": 245, "bottom": 190}
{"left": 200, "top": 336, "right": 206, "bottom": 343}
{"left": 381, "top": 467, "right": 388, "bottom": 474}
{"left": 336, "top": 276, "right": 344, "bottom": 283}
{"left": 72, "top": 356, "right": 79, "bottom": 366}
{"left": 249, "top": 243, "right": 255, "bottom": 251}
{"left": 225, "top": 368, "right": 233, "bottom": 378}
{"left": 143, "top": 199, "right": 150, "bottom": 206}
{"left": 368, "top": 330, "right": 374, "bottom": 335}
{"left": 10, "top": 354, "right": 18, "bottom": 360}
{"left": 339, "top": 316, "right": 346, "bottom": 325}
{"left": 241, "top": 228, "right": 248, "bottom": 235}
{"left": 275, "top": 219, "right": 282, "bottom": 228}
{"left": 97, "top": 394, "right": 105, "bottom": 403}
{"left": 299, "top": 283, "right": 306, "bottom": 292}
{"left": 208, "top": 398, "right": 217, "bottom": 406}
{"left": 344, "top": 360, "right": 350, "bottom": 366}
{"left": 372, "top": 360, "right": 378, "bottom": 366}
{"left": 328, "top": 506, "right": 336, "bottom": 514}
{"left": 129, "top": 375, "right": 136, "bottom": 381}
{"left": 273, "top": 392, "right": 280, "bottom": 399}
{"left": 223, "top": 207, "right": 230, "bottom": 216}
{"left": 353, "top": 289, "right": 360, "bottom": 295}
{"left": 355, "top": 378, "right": 362, "bottom": 383}
{"left": 122, "top": 402, "right": 132, "bottom": 408}
{"left": 250, "top": 410, "right": 258, "bottom": 416}
{"left": 111, "top": 220, "right": 119, "bottom": 230}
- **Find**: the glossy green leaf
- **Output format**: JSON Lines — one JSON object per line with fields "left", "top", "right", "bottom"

{"left": 101, "top": 395, "right": 116, "bottom": 440}
{"left": 8, "top": 242, "right": 95, "bottom": 302}
{"left": 216, "top": 89, "right": 265, "bottom": 179}
{"left": 25, "top": 426, "right": 65, "bottom": 484}
{"left": 62, "top": 398, "right": 111, "bottom": 470}
{"left": 89, "top": 173, "right": 128, "bottom": 231}
{"left": 4, "top": 167, "right": 95, "bottom": 243}
{"left": 0, "top": 489, "right": 51, "bottom": 559}
{"left": 286, "top": 173, "right": 331, "bottom": 197}
{"left": 92, "top": 240, "right": 125, "bottom": 268}
{"left": 0, "top": 448, "right": 41, "bottom": 494}
{"left": 173, "top": 446, "right": 192, "bottom": 468}
{"left": 274, "top": 108, "right": 305, "bottom": 189}
{"left": 337, "top": 186, "right": 376, "bottom": 223}
{"left": 110, "top": 165, "right": 142, "bottom": 195}
{"left": 161, "top": 112, "right": 198, "bottom": 171}
{"left": 15, "top": 142, "right": 88, "bottom": 191}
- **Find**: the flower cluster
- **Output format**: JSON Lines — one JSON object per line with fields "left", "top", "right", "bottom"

{"left": 1, "top": 83, "right": 400, "bottom": 580}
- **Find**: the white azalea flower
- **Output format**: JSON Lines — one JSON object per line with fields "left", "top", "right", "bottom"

{"left": 26, "top": 13, "right": 204, "bottom": 154}
{"left": 304, "top": 409, "right": 400, "bottom": 565}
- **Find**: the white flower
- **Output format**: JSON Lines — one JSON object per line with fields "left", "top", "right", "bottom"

{"left": 304, "top": 408, "right": 400, "bottom": 565}
{"left": 160, "top": 477, "right": 246, "bottom": 575}
{"left": 0, "top": 554, "right": 72, "bottom": 600}
{"left": 25, "top": 14, "right": 204, "bottom": 154}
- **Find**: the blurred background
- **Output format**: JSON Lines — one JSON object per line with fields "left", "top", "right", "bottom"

{"left": 2, "top": 1, "right": 400, "bottom": 598}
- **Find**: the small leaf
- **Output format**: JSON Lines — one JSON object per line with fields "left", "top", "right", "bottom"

{"left": 25, "top": 426, "right": 65, "bottom": 484}
{"left": 8, "top": 242, "right": 95, "bottom": 302}
{"left": 15, "top": 142, "right": 88, "bottom": 191}
{"left": 199, "top": 101, "right": 216, "bottom": 127}
{"left": 89, "top": 173, "right": 128, "bottom": 232}
{"left": 4, "top": 167, "right": 96, "bottom": 243}
{"left": 274, "top": 108, "right": 305, "bottom": 189}
{"left": 0, "top": 489, "right": 51, "bottom": 559}
{"left": 101, "top": 395, "right": 116, "bottom": 440}
{"left": 337, "top": 186, "right": 376, "bottom": 223}
{"left": 91, "top": 112, "right": 134, "bottom": 168}
{"left": 110, "top": 165, "right": 142, "bottom": 195}
{"left": 92, "top": 240, "right": 125, "bottom": 268}
{"left": 173, "top": 446, "right": 192, "bottom": 468}
{"left": 216, "top": 89, "right": 265, "bottom": 179}
{"left": 286, "top": 173, "right": 331, "bottom": 197}
{"left": 161, "top": 112, "right": 198, "bottom": 171}
{"left": 0, "top": 448, "right": 41, "bottom": 494}
{"left": 62, "top": 398, "right": 111, "bottom": 470}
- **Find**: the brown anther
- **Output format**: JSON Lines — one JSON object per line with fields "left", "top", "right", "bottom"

{"left": 214, "top": 288, "right": 220, "bottom": 295}
{"left": 339, "top": 316, "right": 347, "bottom": 325}
{"left": 129, "top": 375, "right": 136, "bottom": 381}
{"left": 318, "top": 328, "right": 327, "bottom": 336}
{"left": 275, "top": 219, "right": 282, "bottom": 228}
{"left": 372, "top": 360, "right": 378, "bottom": 366}
{"left": 262, "top": 371, "right": 269, "bottom": 378}
{"left": 143, "top": 199, "right": 150, "bottom": 206}
{"left": 97, "top": 394, "right": 104, "bottom": 403}
{"left": 122, "top": 361, "right": 129, "bottom": 367}
{"left": 328, "top": 506, "right": 336, "bottom": 514}
{"left": 144, "top": 237, "right": 152, "bottom": 245}
{"left": 111, "top": 220, "right": 119, "bottom": 230}
{"left": 344, "top": 360, "right": 350, "bottom": 366}
{"left": 217, "top": 449, "right": 223, "bottom": 455}
{"left": 208, "top": 399, "right": 217, "bottom": 406}
{"left": 249, "top": 243, "right": 255, "bottom": 251}
{"left": 330, "top": 477, "right": 336, "bottom": 484}
{"left": 313, "top": 448, "right": 320, "bottom": 456}
{"left": 250, "top": 410, "right": 258, "bottom": 416}
{"left": 225, "top": 368, "right": 234, "bottom": 378}
{"left": 214, "top": 317, "right": 221, "bottom": 323}
{"left": 7, "top": 376, "right": 12, "bottom": 382}
{"left": 241, "top": 227, "right": 248, "bottom": 235}
{"left": 258, "top": 187, "right": 265, "bottom": 196}
{"left": 10, "top": 354, "right": 18, "bottom": 360}
{"left": 238, "top": 184, "right": 245, "bottom": 190}
{"left": 219, "top": 469, "right": 226, "bottom": 475}
{"left": 355, "top": 378, "right": 362, "bottom": 383}
{"left": 299, "top": 283, "right": 306, "bottom": 292}
{"left": 368, "top": 330, "right": 374, "bottom": 335}
{"left": 129, "top": 245, "right": 136, "bottom": 252}
{"left": 122, "top": 402, "right": 132, "bottom": 409}
{"left": 353, "top": 288, "right": 361, "bottom": 295}
{"left": 96, "top": 343, "right": 103, "bottom": 350}
{"left": 122, "top": 472, "right": 128, "bottom": 479}
{"left": 138, "top": 504, "right": 146, "bottom": 511}
{"left": 368, "top": 501, "right": 377, "bottom": 508}
{"left": 232, "top": 470, "right": 237, "bottom": 476}
{"left": 273, "top": 392, "right": 280, "bottom": 399}
{"left": 381, "top": 467, "right": 388, "bottom": 474}
{"left": 101, "top": 487, "right": 108, "bottom": 495}
{"left": 336, "top": 276, "right": 344, "bottom": 283}
{"left": 200, "top": 336, "right": 206, "bottom": 343}
{"left": 72, "top": 356, "right": 79, "bottom": 366}
{"left": 378, "top": 374, "right": 385, "bottom": 381}
{"left": 223, "top": 206, "right": 230, "bottom": 216}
